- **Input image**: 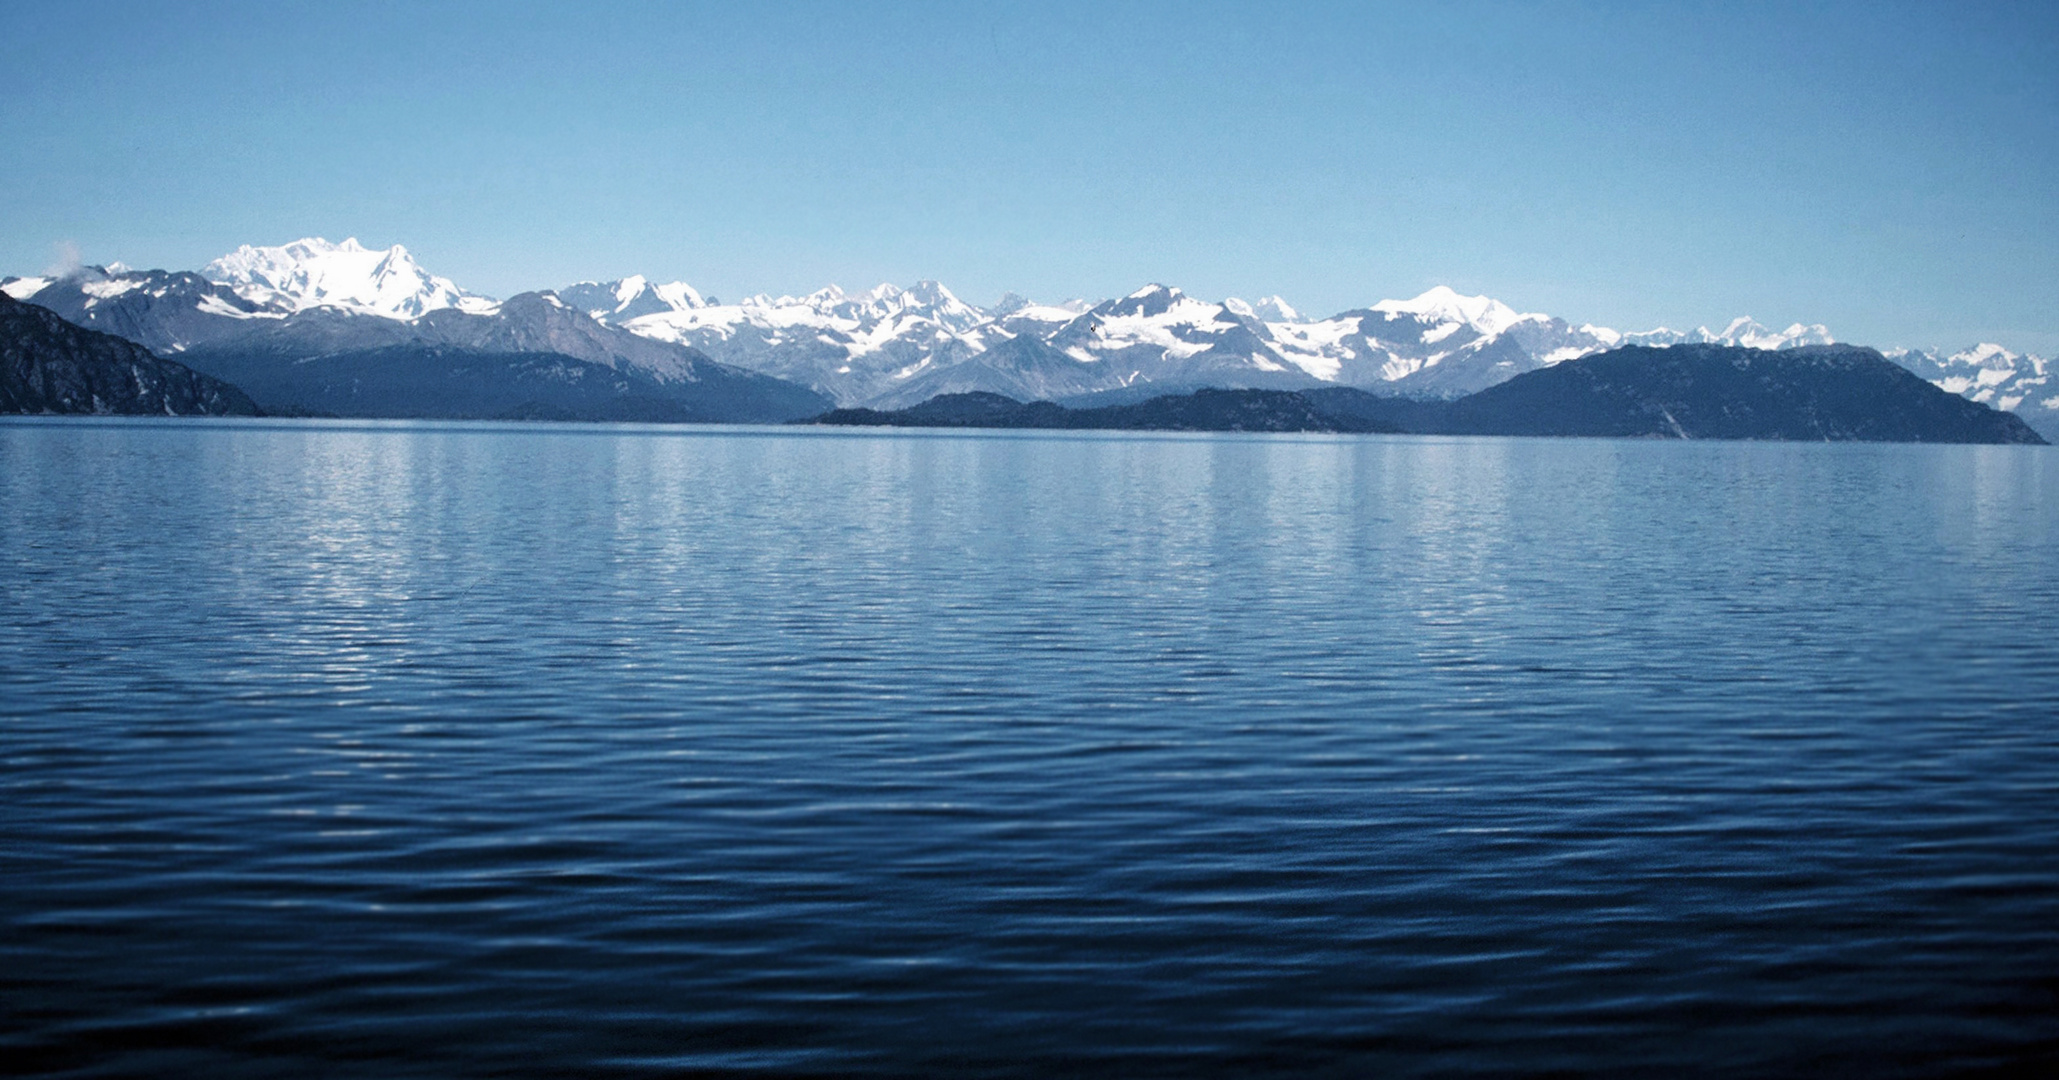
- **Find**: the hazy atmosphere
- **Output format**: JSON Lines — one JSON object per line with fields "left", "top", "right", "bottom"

{"left": 3, "top": 0, "right": 2055, "bottom": 352}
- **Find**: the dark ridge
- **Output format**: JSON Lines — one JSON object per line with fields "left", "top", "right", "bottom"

{"left": 5, "top": 267, "right": 276, "bottom": 353}
{"left": 0, "top": 293, "right": 259, "bottom": 416}
{"left": 810, "top": 388, "right": 1402, "bottom": 434}
{"left": 807, "top": 345, "right": 2048, "bottom": 445}
{"left": 1440, "top": 343, "right": 2047, "bottom": 444}
{"left": 16, "top": 271, "right": 834, "bottom": 422}
{"left": 167, "top": 297, "right": 834, "bottom": 423}
{"left": 172, "top": 343, "right": 819, "bottom": 423}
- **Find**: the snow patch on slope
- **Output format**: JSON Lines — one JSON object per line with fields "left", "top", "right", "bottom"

{"left": 3, "top": 276, "right": 53, "bottom": 300}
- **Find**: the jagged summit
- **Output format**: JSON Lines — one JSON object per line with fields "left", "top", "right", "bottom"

{"left": 558, "top": 276, "right": 705, "bottom": 322}
{"left": 1888, "top": 341, "right": 2052, "bottom": 427}
{"left": 990, "top": 292, "right": 1034, "bottom": 317}
{"left": 6, "top": 238, "right": 2051, "bottom": 431}
{"left": 1224, "top": 295, "right": 1301, "bottom": 323}
{"left": 1371, "top": 286, "right": 1532, "bottom": 337}
{"left": 1627, "top": 318, "right": 1834, "bottom": 351}
{"left": 202, "top": 237, "right": 495, "bottom": 320}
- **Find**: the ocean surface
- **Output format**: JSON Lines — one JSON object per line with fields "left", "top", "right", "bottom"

{"left": 3, "top": 417, "right": 2056, "bottom": 1078}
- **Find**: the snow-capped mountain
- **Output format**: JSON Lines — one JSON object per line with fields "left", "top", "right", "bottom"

{"left": 857, "top": 284, "right": 1619, "bottom": 407}
{"left": 6, "top": 240, "right": 1858, "bottom": 409}
{"left": 564, "top": 276, "right": 1012, "bottom": 403}
{"left": 0, "top": 276, "right": 50, "bottom": 300}
{"left": 1254, "top": 286, "right": 1622, "bottom": 396}
{"left": 8, "top": 237, "right": 2053, "bottom": 432}
{"left": 1226, "top": 295, "right": 1302, "bottom": 323}
{"left": 1625, "top": 317, "right": 1835, "bottom": 351}
{"left": 0, "top": 238, "right": 500, "bottom": 354}
{"left": 564, "top": 277, "right": 1787, "bottom": 406}
{"left": 1048, "top": 285, "right": 1301, "bottom": 379}
{"left": 203, "top": 238, "right": 497, "bottom": 320}
{"left": 1886, "top": 343, "right": 2056, "bottom": 437}
{"left": 557, "top": 275, "right": 705, "bottom": 323}
{"left": 869, "top": 284, "right": 1312, "bottom": 408}
{"left": 0, "top": 265, "right": 288, "bottom": 354}
{"left": 0, "top": 243, "right": 833, "bottom": 421}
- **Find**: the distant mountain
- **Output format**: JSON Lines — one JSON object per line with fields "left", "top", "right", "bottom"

{"left": 811, "top": 391, "right": 1072, "bottom": 429}
{"left": 1, "top": 265, "right": 287, "bottom": 354}
{"left": 579, "top": 278, "right": 1011, "bottom": 404}
{"left": 203, "top": 237, "right": 495, "bottom": 319}
{"left": 839, "top": 284, "right": 1326, "bottom": 410}
{"left": 557, "top": 276, "right": 707, "bottom": 323}
{"left": 0, "top": 237, "right": 502, "bottom": 357}
{"left": 181, "top": 344, "right": 810, "bottom": 422}
{"left": 577, "top": 276, "right": 1855, "bottom": 408}
{"left": 1026, "top": 284, "right": 1322, "bottom": 396}
{"left": 0, "top": 294, "right": 258, "bottom": 416}
{"left": 1623, "top": 316, "right": 1835, "bottom": 351}
{"left": 1, "top": 242, "right": 833, "bottom": 422}
{"left": 810, "top": 344, "right": 2046, "bottom": 445}
{"left": 412, "top": 292, "right": 736, "bottom": 382}
{"left": 7, "top": 238, "right": 2055, "bottom": 433}
{"left": 1260, "top": 287, "right": 1619, "bottom": 396}
{"left": 810, "top": 388, "right": 1401, "bottom": 434}
{"left": 876, "top": 334, "right": 1106, "bottom": 406}
{"left": 1436, "top": 344, "right": 2044, "bottom": 443}
{"left": 1886, "top": 343, "right": 2057, "bottom": 441}
{"left": 173, "top": 296, "right": 831, "bottom": 423}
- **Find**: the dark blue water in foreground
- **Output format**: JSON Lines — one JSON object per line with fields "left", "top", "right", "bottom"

{"left": 3, "top": 418, "right": 2057, "bottom": 1078}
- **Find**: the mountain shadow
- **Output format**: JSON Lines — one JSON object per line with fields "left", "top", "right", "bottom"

{"left": 179, "top": 343, "right": 826, "bottom": 423}
{"left": 15, "top": 273, "right": 835, "bottom": 422}
{"left": 1438, "top": 344, "right": 2046, "bottom": 443}
{"left": 809, "top": 344, "right": 2048, "bottom": 445}
{"left": 1, "top": 294, "right": 259, "bottom": 416}
{"left": 813, "top": 388, "right": 1403, "bottom": 433}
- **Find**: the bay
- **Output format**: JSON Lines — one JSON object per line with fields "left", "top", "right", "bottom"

{"left": 3, "top": 418, "right": 2056, "bottom": 1077}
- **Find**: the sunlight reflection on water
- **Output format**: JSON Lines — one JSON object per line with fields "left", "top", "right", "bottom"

{"left": 3, "top": 418, "right": 2056, "bottom": 1077}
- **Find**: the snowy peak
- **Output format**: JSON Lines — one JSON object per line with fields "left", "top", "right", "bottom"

{"left": 558, "top": 276, "right": 705, "bottom": 322}
{"left": 817, "top": 279, "right": 988, "bottom": 332}
{"left": 1104, "top": 284, "right": 1188, "bottom": 319}
{"left": 1372, "top": 286, "right": 1529, "bottom": 337}
{"left": 1627, "top": 319, "right": 1834, "bottom": 351}
{"left": 1036, "top": 284, "right": 1306, "bottom": 382}
{"left": 989, "top": 292, "right": 1034, "bottom": 317}
{"left": 613, "top": 275, "right": 650, "bottom": 304}
{"left": 904, "top": 279, "right": 960, "bottom": 310}
{"left": 1250, "top": 295, "right": 1301, "bottom": 322}
{"left": 1885, "top": 340, "right": 2053, "bottom": 417}
{"left": 202, "top": 237, "right": 493, "bottom": 320}
{"left": 580, "top": 276, "right": 1029, "bottom": 405}
{"left": 1, "top": 276, "right": 52, "bottom": 301}
{"left": 1717, "top": 317, "right": 1834, "bottom": 350}
{"left": 1221, "top": 295, "right": 1305, "bottom": 323}
{"left": 994, "top": 297, "right": 1095, "bottom": 329}
{"left": 1951, "top": 342, "right": 2030, "bottom": 369}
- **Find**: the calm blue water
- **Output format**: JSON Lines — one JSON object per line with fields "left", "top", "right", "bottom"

{"left": 3, "top": 418, "right": 2057, "bottom": 1078}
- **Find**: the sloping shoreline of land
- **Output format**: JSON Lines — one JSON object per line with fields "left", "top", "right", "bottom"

{"left": 0, "top": 294, "right": 260, "bottom": 417}
{"left": 807, "top": 345, "right": 2048, "bottom": 445}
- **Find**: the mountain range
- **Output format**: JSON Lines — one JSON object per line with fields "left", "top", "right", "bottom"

{"left": 3, "top": 237, "right": 2054, "bottom": 438}
{"left": 815, "top": 346, "right": 2045, "bottom": 446}
{"left": 0, "top": 294, "right": 257, "bottom": 417}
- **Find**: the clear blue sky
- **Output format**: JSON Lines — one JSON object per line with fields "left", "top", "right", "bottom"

{"left": 3, "top": 1, "right": 2054, "bottom": 351}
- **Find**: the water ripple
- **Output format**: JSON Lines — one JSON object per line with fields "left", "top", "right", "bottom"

{"left": 2, "top": 419, "right": 2056, "bottom": 1077}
